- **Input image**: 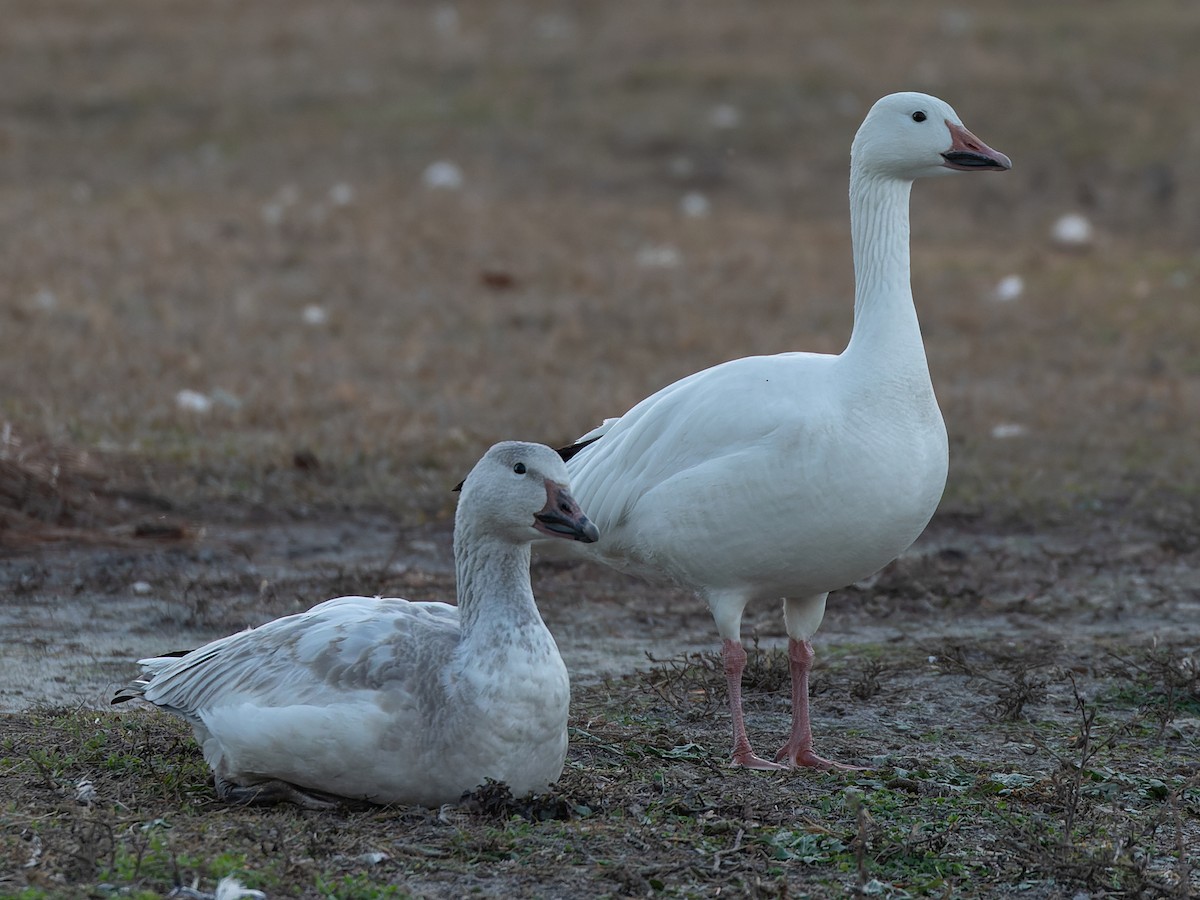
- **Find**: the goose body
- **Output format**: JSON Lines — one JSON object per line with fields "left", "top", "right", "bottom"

{"left": 114, "top": 442, "right": 598, "bottom": 807}
{"left": 558, "top": 92, "right": 1010, "bottom": 769}
{"left": 566, "top": 350, "right": 946, "bottom": 597}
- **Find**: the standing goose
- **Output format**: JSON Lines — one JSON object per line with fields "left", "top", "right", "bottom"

{"left": 114, "top": 442, "right": 598, "bottom": 808}
{"left": 556, "top": 92, "right": 1010, "bottom": 770}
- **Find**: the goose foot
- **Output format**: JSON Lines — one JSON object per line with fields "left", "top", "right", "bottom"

{"left": 215, "top": 774, "right": 350, "bottom": 810}
{"left": 773, "top": 743, "right": 866, "bottom": 772}
{"left": 731, "top": 748, "right": 788, "bottom": 771}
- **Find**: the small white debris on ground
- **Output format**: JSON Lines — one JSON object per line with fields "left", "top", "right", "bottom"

{"left": 131, "top": 581, "right": 153, "bottom": 596}
{"left": 680, "top": 192, "right": 710, "bottom": 218}
{"left": 1051, "top": 213, "right": 1094, "bottom": 248}
{"left": 534, "top": 12, "right": 575, "bottom": 41}
{"left": 261, "top": 185, "right": 300, "bottom": 226}
{"left": 707, "top": 103, "right": 742, "bottom": 129}
{"left": 168, "top": 877, "right": 268, "bottom": 900}
{"left": 635, "top": 244, "right": 682, "bottom": 269}
{"left": 991, "top": 423, "right": 1027, "bottom": 439}
{"left": 302, "top": 304, "right": 329, "bottom": 326}
{"left": 430, "top": 4, "right": 459, "bottom": 37}
{"left": 22, "top": 833, "right": 42, "bottom": 868}
{"left": 422, "top": 160, "right": 464, "bottom": 190}
{"left": 197, "top": 142, "right": 222, "bottom": 168}
{"left": 175, "top": 390, "right": 213, "bottom": 414}
{"left": 216, "top": 877, "right": 267, "bottom": 900}
{"left": 939, "top": 8, "right": 974, "bottom": 36}
{"left": 861, "top": 880, "right": 895, "bottom": 895}
{"left": 328, "top": 183, "right": 355, "bottom": 206}
{"left": 32, "top": 288, "right": 57, "bottom": 310}
{"left": 74, "top": 778, "right": 98, "bottom": 806}
{"left": 991, "top": 274, "right": 1024, "bottom": 302}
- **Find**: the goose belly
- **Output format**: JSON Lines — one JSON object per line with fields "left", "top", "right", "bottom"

{"left": 604, "top": 417, "right": 948, "bottom": 599}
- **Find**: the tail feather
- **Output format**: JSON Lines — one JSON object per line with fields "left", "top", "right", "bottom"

{"left": 111, "top": 678, "right": 151, "bottom": 705}
{"left": 110, "top": 649, "right": 193, "bottom": 705}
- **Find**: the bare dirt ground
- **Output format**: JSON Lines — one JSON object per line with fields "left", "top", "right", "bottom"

{"left": 2, "top": 500, "right": 1199, "bottom": 717}
{"left": 2, "top": 0, "right": 1200, "bottom": 897}
{"left": 2, "top": 497, "right": 1199, "bottom": 898}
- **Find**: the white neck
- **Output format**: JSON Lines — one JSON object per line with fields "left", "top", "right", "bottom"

{"left": 841, "top": 170, "right": 929, "bottom": 378}
{"left": 453, "top": 519, "right": 544, "bottom": 637}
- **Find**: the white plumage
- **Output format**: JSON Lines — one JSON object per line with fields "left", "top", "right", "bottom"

{"left": 114, "top": 441, "right": 598, "bottom": 807}
{"left": 557, "top": 92, "right": 1011, "bottom": 769}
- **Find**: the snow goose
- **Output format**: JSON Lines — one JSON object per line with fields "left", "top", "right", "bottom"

{"left": 556, "top": 92, "right": 1010, "bottom": 770}
{"left": 113, "top": 442, "right": 598, "bottom": 808}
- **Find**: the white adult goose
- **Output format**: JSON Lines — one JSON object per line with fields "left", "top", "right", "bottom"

{"left": 113, "top": 442, "right": 598, "bottom": 808}
{"left": 556, "top": 92, "right": 1010, "bottom": 770}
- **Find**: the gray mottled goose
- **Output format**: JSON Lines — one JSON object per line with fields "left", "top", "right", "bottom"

{"left": 555, "top": 92, "right": 1011, "bottom": 770}
{"left": 114, "top": 442, "right": 598, "bottom": 808}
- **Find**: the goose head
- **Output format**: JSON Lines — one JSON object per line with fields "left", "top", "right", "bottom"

{"left": 457, "top": 441, "right": 599, "bottom": 545}
{"left": 851, "top": 91, "right": 1011, "bottom": 181}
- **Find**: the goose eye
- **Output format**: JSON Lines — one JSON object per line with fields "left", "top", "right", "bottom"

{"left": 912, "top": 111, "right": 927, "bottom": 123}
{"left": 513, "top": 462, "right": 526, "bottom": 475}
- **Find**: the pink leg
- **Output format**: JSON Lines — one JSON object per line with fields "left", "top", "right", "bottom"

{"left": 722, "top": 639, "right": 786, "bottom": 770}
{"left": 773, "top": 638, "right": 864, "bottom": 770}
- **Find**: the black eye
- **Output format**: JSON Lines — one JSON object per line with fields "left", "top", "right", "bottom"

{"left": 513, "top": 462, "right": 526, "bottom": 475}
{"left": 912, "top": 111, "right": 927, "bottom": 123}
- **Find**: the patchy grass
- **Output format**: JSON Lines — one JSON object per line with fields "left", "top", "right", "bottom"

{"left": 2, "top": 643, "right": 1198, "bottom": 898}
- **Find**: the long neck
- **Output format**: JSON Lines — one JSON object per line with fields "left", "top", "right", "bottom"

{"left": 842, "top": 169, "right": 928, "bottom": 370}
{"left": 453, "top": 520, "right": 543, "bottom": 637}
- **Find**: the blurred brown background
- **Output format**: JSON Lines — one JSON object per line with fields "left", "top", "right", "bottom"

{"left": 1, "top": 0, "right": 1197, "bottom": 527}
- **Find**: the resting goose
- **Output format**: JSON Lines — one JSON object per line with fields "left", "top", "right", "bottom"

{"left": 556, "top": 92, "right": 1010, "bottom": 770}
{"left": 114, "top": 442, "right": 598, "bottom": 808}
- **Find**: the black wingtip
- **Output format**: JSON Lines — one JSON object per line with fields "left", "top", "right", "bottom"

{"left": 556, "top": 436, "right": 600, "bottom": 463}
{"left": 452, "top": 479, "right": 464, "bottom": 492}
